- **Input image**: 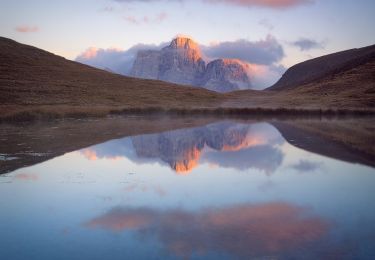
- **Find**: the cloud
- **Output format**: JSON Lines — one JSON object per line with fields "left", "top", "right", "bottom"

{"left": 245, "top": 63, "right": 286, "bottom": 89}
{"left": 15, "top": 26, "right": 39, "bottom": 33}
{"left": 291, "top": 38, "right": 325, "bottom": 51}
{"left": 85, "top": 203, "right": 328, "bottom": 258}
{"left": 113, "top": 0, "right": 314, "bottom": 9}
{"left": 76, "top": 42, "right": 167, "bottom": 75}
{"left": 202, "top": 35, "right": 284, "bottom": 65}
{"left": 76, "top": 35, "right": 285, "bottom": 89}
{"left": 15, "top": 173, "right": 39, "bottom": 181}
{"left": 79, "top": 47, "right": 100, "bottom": 59}
{"left": 202, "top": 36, "right": 286, "bottom": 88}
{"left": 123, "top": 12, "right": 168, "bottom": 25}
{"left": 202, "top": 145, "right": 284, "bottom": 174}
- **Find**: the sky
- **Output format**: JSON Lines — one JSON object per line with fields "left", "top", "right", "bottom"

{"left": 1, "top": 0, "right": 374, "bottom": 88}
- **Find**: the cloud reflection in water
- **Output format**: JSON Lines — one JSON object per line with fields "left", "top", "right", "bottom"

{"left": 85, "top": 203, "right": 329, "bottom": 258}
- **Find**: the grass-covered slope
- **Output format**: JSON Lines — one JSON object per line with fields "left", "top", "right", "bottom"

{"left": 0, "top": 37, "right": 374, "bottom": 121}
{"left": 268, "top": 44, "right": 375, "bottom": 91}
{"left": 0, "top": 37, "right": 221, "bottom": 119}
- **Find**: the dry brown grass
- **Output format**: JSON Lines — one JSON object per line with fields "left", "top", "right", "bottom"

{"left": 226, "top": 61, "right": 375, "bottom": 110}
{"left": 0, "top": 37, "right": 222, "bottom": 120}
{"left": 0, "top": 37, "right": 374, "bottom": 122}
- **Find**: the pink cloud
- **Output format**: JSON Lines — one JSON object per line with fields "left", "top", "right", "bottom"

{"left": 15, "top": 173, "right": 39, "bottom": 181}
{"left": 15, "top": 26, "right": 39, "bottom": 33}
{"left": 86, "top": 208, "right": 153, "bottom": 231}
{"left": 80, "top": 148, "right": 123, "bottom": 161}
{"left": 81, "top": 148, "right": 99, "bottom": 160}
{"left": 85, "top": 203, "right": 329, "bottom": 258}
{"left": 78, "top": 47, "right": 124, "bottom": 60}
{"left": 123, "top": 12, "right": 167, "bottom": 25}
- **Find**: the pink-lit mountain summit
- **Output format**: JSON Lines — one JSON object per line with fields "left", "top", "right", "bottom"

{"left": 130, "top": 37, "right": 252, "bottom": 92}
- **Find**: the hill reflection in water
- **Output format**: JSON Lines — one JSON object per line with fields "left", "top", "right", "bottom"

{"left": 1, "top": 119, "right": 375, "bottom": 259}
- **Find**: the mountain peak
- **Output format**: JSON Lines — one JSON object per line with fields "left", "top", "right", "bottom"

{"left": 169, "top": 37, "right": 200, "bottom": 51}
{"left": 131, "top": 37, "right": 253, "bottom": 92}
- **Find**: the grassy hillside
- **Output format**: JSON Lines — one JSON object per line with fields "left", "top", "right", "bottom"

{"left": 267, "top": 44, "right": 375, "bottom": 91}
{"left": 225, "top": 59, "right": 375, "bottom": 110}
{"left": 0, "top": 37, "right": 221, "bottom": 120}
{"left": 0, "top": 37, "right": 374, "bottom": 121}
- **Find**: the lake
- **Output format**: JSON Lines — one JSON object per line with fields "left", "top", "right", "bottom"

{"left": 0, "top": 116, "right": 374, "bottom": 259}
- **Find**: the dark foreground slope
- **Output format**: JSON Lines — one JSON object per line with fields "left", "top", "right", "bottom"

{"left": 0, "top": 37, "right": 221, "bottom": 120}
{"left": 226, "top": 46, "right": 375, "bottom": 110}
{"left": 268, "top": 44, "right": 375, "bottom": 91}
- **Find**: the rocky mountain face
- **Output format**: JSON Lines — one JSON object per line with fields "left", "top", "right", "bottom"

{"left": 130, "top": 37, "right": 252, "bottom": 92}
{"left": 202, "top": 59, "right": 251, "bottom": 92}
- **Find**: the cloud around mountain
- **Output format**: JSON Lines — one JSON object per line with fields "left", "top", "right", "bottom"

{"left": 76, "top": 42, "right": 168, "bottom": 75}
{"left": 75, "top": 36, "right": 285, "bottom": 89}
{"left": 202, "top": 35, "right": 284, "bottom": 65}
{"left": 15, "top": 25, "right": 39, "bottom": 33}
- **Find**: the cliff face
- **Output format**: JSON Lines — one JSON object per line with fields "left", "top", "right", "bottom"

{"left": 158, "top": 38, "right": 206, "bottom": 85}
{"left": 202, "top": 59, "right": 252, "bottom": 92}
{"left": 130, "top": 50, "right": 161, "bottom": 80}
{"left": 130, "top": 37, "right": 252, "bottom": 92}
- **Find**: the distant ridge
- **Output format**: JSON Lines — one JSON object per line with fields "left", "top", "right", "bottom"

{"left": 268, "top": 44, "right": 375, "bottom": 91}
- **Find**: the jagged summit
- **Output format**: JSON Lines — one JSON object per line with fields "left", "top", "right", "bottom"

{"left": 162, "top": 37, "right": 203, "bottom": 63}
{"left": 130, "top": 37, "right": 252, "bottom": 92}
{"left": 168, "top": 37, "right": 200, "bottom": 51}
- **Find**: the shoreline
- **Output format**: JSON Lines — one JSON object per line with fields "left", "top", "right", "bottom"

{"left": 1, "top": 106, "right": 374, "bottom": 123}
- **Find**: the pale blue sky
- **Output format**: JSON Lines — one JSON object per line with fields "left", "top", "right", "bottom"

{"left": 1, "top": 0, "right": 374, "bottom": 68}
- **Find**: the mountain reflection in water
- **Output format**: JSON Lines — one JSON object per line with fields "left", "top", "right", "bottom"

{"left": 1, "top": 119, "right": 375, "bottom": 260}
{"left": 80, "top": 122, "right": 284, "bottom": 174}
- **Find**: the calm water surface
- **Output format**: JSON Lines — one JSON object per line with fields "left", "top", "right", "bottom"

{"left": 1, "top": 120, "right": 374, "bottom": 259}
